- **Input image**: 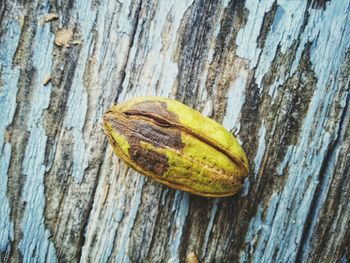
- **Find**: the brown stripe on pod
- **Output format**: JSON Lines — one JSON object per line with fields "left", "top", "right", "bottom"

{"left": 125, "top": 100, "right": 180, "bottom": 124}
{"left": 126, "top": 118, "right": 185, "bottom": 150}
{"left": 103, "top": 109, "right": 186, "bottom": 177}
{"left": 103, "top": 112, "right": 130, "bottom": 147}
{"left": 125, "top": 118, "right": 184, "bottom": 177}
{"left": 129, "top": 138, "right": 169, "bottom": 176}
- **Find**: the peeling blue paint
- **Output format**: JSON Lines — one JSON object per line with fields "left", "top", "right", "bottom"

{"left": 18, "top": 12, "right": 57, "bottom": 262}
{"left": 241, "top": 178, "right": 251, "bottom": 197}
{"left": 240, "top": 194, "right": 280, "bottom": 263}
{"left": 271, "top": 6, "right": 285, "bottom": 33}
{"left": 64, "top": 1, "right": 97, "bottom": 183}
{"left": 114, "top": 176, "right": 145, "bottom": 263}
{"left": 222, "top": 69, "right": 248, "bottom": 134}
{"left": 276, "top": 145, "right": 294, "bottom": 176}
{"left": 98, "top": 198, "right": 125, "bottom": 262}
{"left": 0, "top": 144, "right": 14, "bottom": 257}
{"left": 0, "top": 18, "right": 21, "bottom": 258}
{"left": 239, "top": 203, "right": 263, "bottom": 263}
{"left": 80, "top": 159, "right": 129, "bottom": 262}
{"left": 168, "top": 192, "right": 189, "bottom": 263}
{"left": 254, "top": 121, "right": 267, "bottom": 179}
{"left": 201, "top": 199, "right": 219, "bottom": 257}
{"left": 161, "top": 188, "right": 170, "bottom": 206}
{"left": 236, "top": 0, "right": 275, "bottom": 70}
{"left": 299, "top": 133, "right": 339, "bottom": 260}
{"left": 118, "top": 0, "right": 194, "bottom": 99}
{"left": 237, "top": 0, "right": 350, "bottom": 261}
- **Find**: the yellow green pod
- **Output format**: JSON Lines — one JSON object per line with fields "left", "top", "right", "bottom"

{"left": 103, "top": 96, "right": 249, "bottom": 197}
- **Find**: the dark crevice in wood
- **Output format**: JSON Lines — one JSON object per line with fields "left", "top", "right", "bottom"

{"left": 73, "top": 0, "right": 144, "bottom": 260}
{"left": 128, "top": 180, "right": 165, "bottom": 261}
{"left": 0, "top": 0, "right": 6, "bottom": 23}
{"left": 310, "top": 0, "right": 331, "bottom": 10}
{"left": 74, "top": 154, "right": 105, "bottom": 262}
{"left": 295, "top": 79, "right": 350, "bottom": 262}
{"left": 175, "top": 1, "right": 219, "bottom": 107}
{"left": 291, "top": 0, "right": 311, "bottom": 64}
{"left": 179, "top": 199, "right": 195, "bottom": 261}
{"left": 54, "top": 0, "right": 76, "bottom": 26}
{"left": 52, "top": 178, "right": 70, "bottom": 236}
{"left": 145, "top": 189, "right": 179, "bottom": 261}
{"left": 128, "top": 1, "right": 151, "bottom": 92}
{"left": 145, "top": 186, "right": 170, "bottom": 260}
{"left": 236, "top": 14, "right": 318, "bottom": 261}
{"left": 178, "top": 202, "right": 194, "bottom": 262}
{"left": 312, "top": 84, "right": 350, "bottom": 262}
{"left": 211, "top": 0, "right": 246, "bottom": 62}
{"left": 209, "top": 0, "right": 247, "bottom": 123}
{"left": 6, "top": 6, "right": 40, "bottom": 256}
{"left": 42, "top": 30, "right": 81, "bottom": 261}
{"left": 256, "top": 0, "right": 278, "bottom": 49}
{"left": 113, "top": 0, "right": 143, "bottom": 104}
{"left": 200, "top": 199, "right": 221, "bottom": 260}
{"left": 43, "top": 46, "right": 80, "bottom": 169}
{"left": 339, "top": 161, "right": 350, "bottom": 261}
{"left": 13, "top": 4, "right": 38, "bottom": 69}
{"left": 330, "top": 166, "right": 350, "bottom": 261}
{"left": 175, "top": 196, "right": 205, "bottom": 261}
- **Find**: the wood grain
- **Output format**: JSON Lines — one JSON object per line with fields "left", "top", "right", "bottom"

{"left": 0, "top": 0, "right": 349, "bottom": 262}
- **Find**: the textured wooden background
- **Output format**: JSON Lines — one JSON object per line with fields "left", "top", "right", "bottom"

{"left": 0, "top": 0, "right": 349, "bottom": 262}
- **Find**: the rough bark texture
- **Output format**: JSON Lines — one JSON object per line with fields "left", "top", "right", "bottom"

{"left": 0, "top": 0, "right": 349, "bottom": 262}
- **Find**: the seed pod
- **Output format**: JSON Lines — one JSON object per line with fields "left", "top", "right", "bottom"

{"left": 103, "top": 96, "right": 249, "bottom": 197}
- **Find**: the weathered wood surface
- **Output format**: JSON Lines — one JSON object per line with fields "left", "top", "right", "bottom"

{"left": 0, "top": 0, "right": 349, "bottom": 262}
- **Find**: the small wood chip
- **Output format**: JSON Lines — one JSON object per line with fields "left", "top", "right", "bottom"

{"left": 44, "top": 13, "right": 59, "bottom": 22}
{"left": 42, "top": 75, "right": 52, "bottom": 85}
{"left": 55, "top": 29, "right": 73, "bottom": 48}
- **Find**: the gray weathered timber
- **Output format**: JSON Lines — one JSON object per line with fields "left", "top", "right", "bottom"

{"left": 0, "top": 0, "right": 349, "bottom": 262}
